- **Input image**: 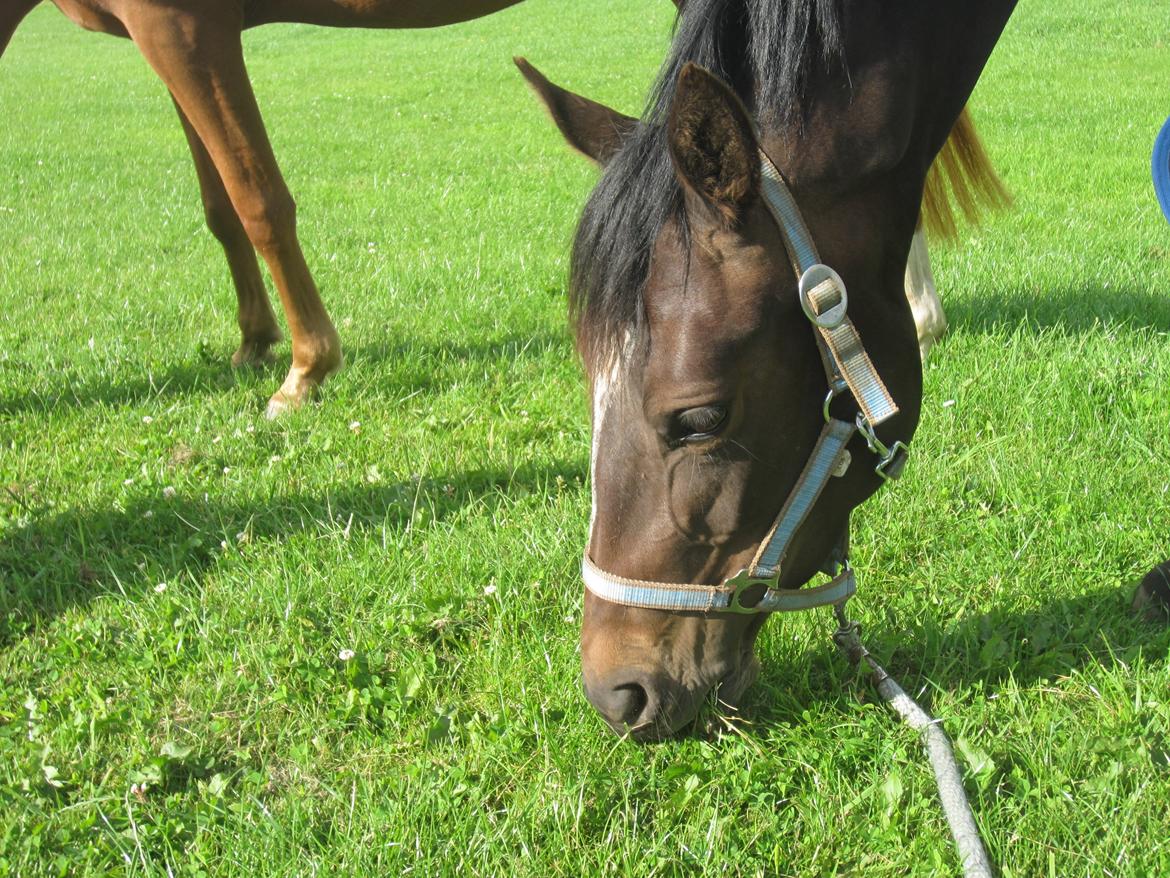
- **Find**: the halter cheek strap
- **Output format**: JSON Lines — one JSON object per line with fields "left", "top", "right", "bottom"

{"left": 758, "top": 153, "right": 899, "bottom": 429}
{"left": 581, "top": 149, "right": 910, "bottom": 615}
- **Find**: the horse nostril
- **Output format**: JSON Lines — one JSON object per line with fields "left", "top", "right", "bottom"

{"left": 584, "top": 676, "right": 656, "bottom": 731}
{"left": 611, "top": 682, "right": 649, "bottom": 727}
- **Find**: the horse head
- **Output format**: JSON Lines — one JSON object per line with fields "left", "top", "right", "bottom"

{"left": 519, "top": 0, "right": 1016, "bottom": 739}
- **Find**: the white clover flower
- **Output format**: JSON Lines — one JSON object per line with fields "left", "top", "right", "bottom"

{"left": 154, "top": 583, "right": 167, "bottom": 593}
{"left": 483, "top": 584, "right": 498, "bottom": 596}
{"left": 162, "top": 486, "right": 176, "bottom": 499}
{"left": 142, "top": 416, "right": 154, "bottom": 425}
{"left": 338, "top": 648, "right": 355, "bottom": 662}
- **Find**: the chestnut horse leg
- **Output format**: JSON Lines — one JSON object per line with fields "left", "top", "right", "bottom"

{"left": 172, "top": 99, "right": 283, "bottom": 368}
{"left": 125, "top": 8, "right": 339, "bottom": 417}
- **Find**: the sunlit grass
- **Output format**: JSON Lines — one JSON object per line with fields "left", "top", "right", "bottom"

{"left": 1, "top": 1, "right": 1168, "bottom": 875}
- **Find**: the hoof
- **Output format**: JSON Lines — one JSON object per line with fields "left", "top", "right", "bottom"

{"left": 265, "top": 392, "right": 295, "bottom": 420}
{"left": 1132, "top": 561, "right": 1170, "bottom": 624}
{"left": 231, "top": 337, "right": 280, "bottom": 369}
{"left": 265, "top": 346, "right": 342, "bottom": 419}
{"left": 265, "top": 380, "right": 317, "bottom": 419}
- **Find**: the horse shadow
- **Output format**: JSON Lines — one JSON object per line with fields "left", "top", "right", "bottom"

{"left": 0, "top": 353, "right": 233, "bottom": 417}
{"left": 0, "top": 458, "right": 585, "bottom": 648}
{"left": 944, "top": 281, "right": 1170, "bottom": 336}
{"left": 0, "top": 329, "right": 573, "bottom": 417}
{"left": 743, "top": 580, "right": 1168, "bottom": 731}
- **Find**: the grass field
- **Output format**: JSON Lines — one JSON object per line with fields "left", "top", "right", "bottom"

{"left": 2, "top": 1, "right": 1169, "bottom": 875}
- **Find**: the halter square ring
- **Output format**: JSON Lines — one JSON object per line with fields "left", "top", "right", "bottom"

{"left": 798, "top": 263, "right": 848, "bottom": 329}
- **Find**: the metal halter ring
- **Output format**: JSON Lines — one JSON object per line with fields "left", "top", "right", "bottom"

{"left": 725, "top": 569, "right": 773, "bottom": 614}
{"left": 823, "top": 378, "right": 849, "bottom": 422}
{"left": 798, "top": 263, "right": 849, "bottom": 329}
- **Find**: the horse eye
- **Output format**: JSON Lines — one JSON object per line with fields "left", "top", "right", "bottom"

{"left": 676, "top": 405, "right": 728, "bottom": 440}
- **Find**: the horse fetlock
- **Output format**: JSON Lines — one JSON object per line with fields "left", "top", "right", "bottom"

{"left": 913, "top": 293, "right": 948, "bottom": 361}
{"left": 265, "top": 333, "right": 342, "bottom": 418}
{"left": 291, "top": 328, "right": 342, "bottom": 379}
{"left": 231, "top": 334, "right": 281, "bottom": 368}
{"left": 265, "top": 368, "right": 319, "bottom": 418}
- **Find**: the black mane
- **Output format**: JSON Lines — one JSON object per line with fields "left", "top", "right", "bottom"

{"left": 569, "top": 0, "right": 844, "bottom": 365}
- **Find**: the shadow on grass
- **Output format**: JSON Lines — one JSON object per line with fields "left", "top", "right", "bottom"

{"left": 945, "top": 282, "right": 1170, "bottom": 336}
{"left": 0, "top": 458, "right": 584, "bottom": 647}
{"left": 0, "top": 356, "right": 234, "bottom": 417}
{"left": 0, "top": 330, "right": 572, "bottom": 417}
{"left": 743, "top": 579, "right": 1169, "bottom": 731}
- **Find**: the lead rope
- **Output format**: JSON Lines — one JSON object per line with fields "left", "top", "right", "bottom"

{"left": 831, "top": 602, "right": 994, "bottom": 878}
{"left": 758, "top": 145, "right": 991, "bottom": 874}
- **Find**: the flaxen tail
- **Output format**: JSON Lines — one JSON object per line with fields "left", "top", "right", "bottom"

{"left": 921, "top": 107, "right": 1011, "bottom": 240}
{"left": 1, "top": 1, "right": 40, "bottom": 64}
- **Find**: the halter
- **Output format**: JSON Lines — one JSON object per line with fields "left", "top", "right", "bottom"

{"left": 581, "top": 148, "right": 909, "bottom": 615}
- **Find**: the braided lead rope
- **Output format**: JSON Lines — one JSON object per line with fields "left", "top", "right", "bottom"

{"left": 832, "top": 609, "right": 994, "bottom": 878}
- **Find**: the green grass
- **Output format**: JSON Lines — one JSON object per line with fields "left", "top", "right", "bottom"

{"left": 1, "top": 1, "right": 1169, "bottom": 875}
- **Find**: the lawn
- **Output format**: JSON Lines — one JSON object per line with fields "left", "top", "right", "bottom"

{"left": 1, "top": 1, "right": 1168, "bottom": 875}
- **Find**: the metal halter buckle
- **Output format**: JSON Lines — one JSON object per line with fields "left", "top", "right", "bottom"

{"left": 799, "top": 264, "right": 849, "bottom": 329}
{"left": 855, "top": 413, "right": 910, "bottom": 481}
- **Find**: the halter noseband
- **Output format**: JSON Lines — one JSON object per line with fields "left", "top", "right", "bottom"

{"left": 581, "top": 148, "right": 909, "bottom": 615}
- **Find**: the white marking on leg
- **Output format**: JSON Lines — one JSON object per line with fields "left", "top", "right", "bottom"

{"left": 904, "top": 228, "right": 946, "bottom": 362}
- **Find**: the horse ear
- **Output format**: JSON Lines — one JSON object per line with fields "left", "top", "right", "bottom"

{"left": 666, "top": 63, "right": 760, "bottom": 225}
{"left": 515, "top": 57, "right": 636, "bottom": 165}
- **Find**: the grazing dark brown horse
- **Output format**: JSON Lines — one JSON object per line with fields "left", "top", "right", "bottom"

{"left": 0, "top": 0, "right": 524, "bottom": 416}
{"left": 521, "top": 0, "right": 1024, "bottom": 739}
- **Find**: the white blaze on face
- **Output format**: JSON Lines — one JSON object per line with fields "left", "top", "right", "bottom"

{"left": 587, "top": 334, "right": 631, "bottom": 547}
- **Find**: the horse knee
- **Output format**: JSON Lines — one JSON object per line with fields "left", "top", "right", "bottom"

{"left": 237, "top": 191, "right": 297, "bottom": 254}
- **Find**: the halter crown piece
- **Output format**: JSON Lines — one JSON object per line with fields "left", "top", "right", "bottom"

{"left": 581, "top": 148, "right": 909, "bottom": 615}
